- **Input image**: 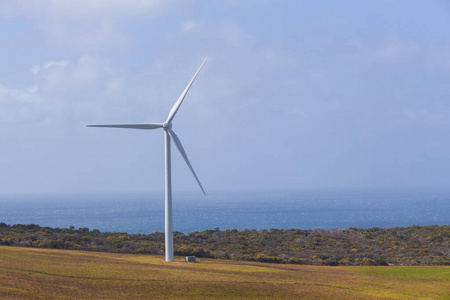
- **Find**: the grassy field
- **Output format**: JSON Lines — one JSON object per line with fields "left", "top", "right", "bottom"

{"left": 0, "top": 246, "right": 448, "bottom": 299}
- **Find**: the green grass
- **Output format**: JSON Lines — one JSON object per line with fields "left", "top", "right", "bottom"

{"left": 0, "top": 246, "right": 448, "bottom": 299}
{"left": 347, "top": 266, "right": 450, "bottom": 279}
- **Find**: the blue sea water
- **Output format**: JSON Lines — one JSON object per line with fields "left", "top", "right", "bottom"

{"left": 0, "top": 189, "right": 448, "bottom": 234}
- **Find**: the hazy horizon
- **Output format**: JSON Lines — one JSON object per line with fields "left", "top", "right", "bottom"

{"left": 1, "top": 188, "right": 448, "bottom": 233}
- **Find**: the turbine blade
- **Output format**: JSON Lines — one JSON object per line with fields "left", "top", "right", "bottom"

{"left": 166, "top": 57, "right": 207, "bottom": 124}
{"left": 87, "top": 123, "right": 164, "bottom": 130}
{"left": 167, "top": 128, "right": 206, "bottom": 195}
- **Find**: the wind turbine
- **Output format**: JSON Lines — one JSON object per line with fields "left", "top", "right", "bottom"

{"left": 87, "top": 57, "right": 207, "bottom": 261}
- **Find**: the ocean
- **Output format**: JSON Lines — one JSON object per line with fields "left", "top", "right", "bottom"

{"left": 0, "top": 189, "right": 448, "bottom": 234}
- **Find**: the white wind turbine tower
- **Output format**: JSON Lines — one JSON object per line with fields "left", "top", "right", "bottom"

{"left": 88, "top": 57, "right": 207, "bottom": 261}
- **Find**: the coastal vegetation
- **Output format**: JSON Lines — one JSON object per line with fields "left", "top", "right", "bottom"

{"left": 0, "top": 246, "right": 448, "bottom": 299}
{"left": 0, "top": 223, "right": 448, "bottom": 266}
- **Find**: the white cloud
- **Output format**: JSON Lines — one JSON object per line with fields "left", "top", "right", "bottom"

{"left": 375, "top": 40, "right": 419, "bottom": 62}
{"left": 1, "top": 0, "right": 181, "bottom": 18}
{"left": 105, "top": 78, "right": 124, "bottom": 99}
{"left": 0, "top": 84, "right": 41, "bottom": 104}
{"left": 347, "top": 37, "right": 420, "bottom": 65}
{"left": 44, "top": 18, "right": 127, "bottom": 50}
{"left": 31, "top": 65, "right": 40, "bottom": 75}
{"left": 0, "top": 0, "right": 186, "bottom": 51}
{"left": 258, "top": 49, "right": 296, "bottom": 71}
{"left": 290, "top": 107, "right": 309, "bottom": 121}
{"left": 0, "top": 84, "right": 43, "bottom": 122}
{"left": 70, "top": 57, "right": 100, "bottom": 87}
{"left": 403, "top": 109, "right": 450, "bottom": 125}
{"left": 38, "top": 56, "right": 99, "bottom": 92}
{"left": 44, "top": 60, "right": 69, "bottom": 69}
{"left": 425, "top": 46, "right": 450, "bottom": 71}
{"left": 0, "top": 55, "right": 126, "bottom": 123}
{"left": 181, "top": 19, "right": 200, "bottom": 33}
{"left": 216, "top": 21, "right": 255, "bottom": 48}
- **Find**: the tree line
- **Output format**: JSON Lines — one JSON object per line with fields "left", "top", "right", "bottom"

{"left": 0, "top": 222, "right": 448, "bottom": 266}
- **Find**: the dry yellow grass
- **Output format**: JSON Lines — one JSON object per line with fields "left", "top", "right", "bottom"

{"left": 0, "top": 246, "right": 448, "bottom": 299}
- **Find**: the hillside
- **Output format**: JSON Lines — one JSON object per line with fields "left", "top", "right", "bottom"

{"left": 0, "top": 223, "right": 448, "bottom": 266}
{"left": 0, "top": 246, "right": 448, "bottom": 299}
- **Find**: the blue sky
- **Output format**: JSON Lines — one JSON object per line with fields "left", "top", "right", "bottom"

{"left": 0, "top": 0, "right": 449, "bottom": 195}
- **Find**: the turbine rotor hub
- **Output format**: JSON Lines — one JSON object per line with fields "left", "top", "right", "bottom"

{"left": 163, "top": 122, "right": 172, "bottom": 129}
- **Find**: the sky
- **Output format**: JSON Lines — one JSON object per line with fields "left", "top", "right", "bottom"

{"left": 0, "top": 0, "right": 450, "bottom": 195}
